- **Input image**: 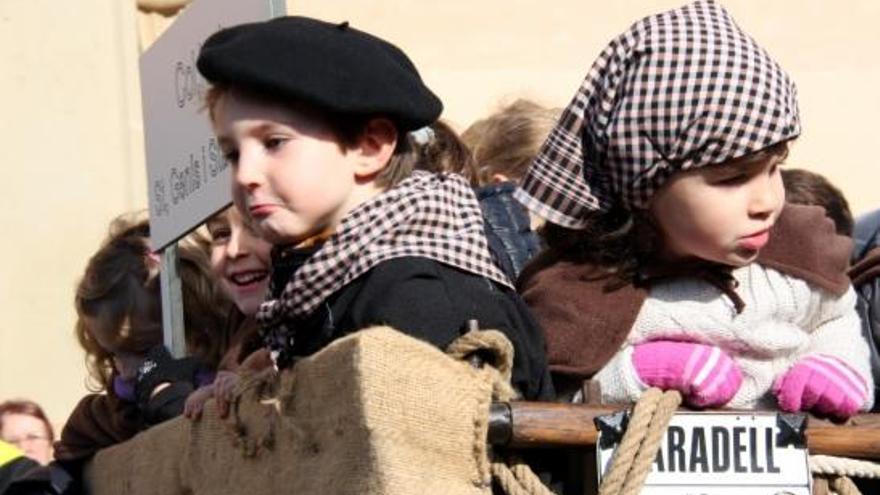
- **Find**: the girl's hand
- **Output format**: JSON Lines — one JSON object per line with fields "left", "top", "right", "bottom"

{"left": 773, "top": 355, "right": 869, "bottom": 420}
{"left": 632, "top": 340, "right": 742, "bottom": 408}
{"left": 213, "top": 371, "right": 241, "bottom": 419}
{"left": 184, "top": 384, "right": 215, "bottom": 420}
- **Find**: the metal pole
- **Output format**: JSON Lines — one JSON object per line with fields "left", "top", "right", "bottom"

{"left": 160, "top": 243, "right": 186, "bottom": 358}
{"left": 269, "top": 0, "right": 286, "bottom": 18}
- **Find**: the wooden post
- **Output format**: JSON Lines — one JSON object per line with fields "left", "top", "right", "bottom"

{"left": 488, "top": 402, "right": 880, "bottom": 459}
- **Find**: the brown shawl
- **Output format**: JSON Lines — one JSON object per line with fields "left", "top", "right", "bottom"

{"left": 520, "top": 204, "right": 853, "bottom": 380}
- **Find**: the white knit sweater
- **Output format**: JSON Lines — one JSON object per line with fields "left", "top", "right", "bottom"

{"left": 594, "top": 262, "right": 875, "bottom": 410}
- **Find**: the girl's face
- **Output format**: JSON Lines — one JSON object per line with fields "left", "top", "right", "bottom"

{"left": 214, "top": 92, "right": 364, "bottom": 246}
{"left": 1, "top": 413, "right": 53, "bottom": 465}
{"left": 649, "top": 155, "right": 785, "bottom": 267}
{"left": 206, "top": 207, "right": 272, "bottom": 316}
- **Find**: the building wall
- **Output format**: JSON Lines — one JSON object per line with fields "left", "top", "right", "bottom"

{"left": 0, "top": 0, "right": 146, "bottom": 432}
{"left": 1, "top": 0, "right": 878, "bottom": 431}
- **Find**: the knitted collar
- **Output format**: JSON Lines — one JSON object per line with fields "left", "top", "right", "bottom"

{"left": 635, "top": 259, "right": 745, "bottom": 313}
{"left": 257, "top": 171, "right": 512, "bottom": 330}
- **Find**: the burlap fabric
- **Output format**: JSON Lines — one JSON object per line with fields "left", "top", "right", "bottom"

{"left": 85, "top": 326, "right": 510, "bottom": 495}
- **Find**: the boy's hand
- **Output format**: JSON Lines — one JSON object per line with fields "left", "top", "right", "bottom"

{"left": 773, "top": 354, "right": 869, "bottom": 420}
{"left": 632, "top": 340, "right": 742, "bottom": 408}
{"left": 184, "top": 384, "right": 215, "bottom": 420}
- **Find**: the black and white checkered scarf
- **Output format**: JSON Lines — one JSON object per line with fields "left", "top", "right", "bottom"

{"left": 515, "top": 0, "right": 800, "bottom": 228}
{"left": 256, "top": 171, "right": 511, "bottom": 359}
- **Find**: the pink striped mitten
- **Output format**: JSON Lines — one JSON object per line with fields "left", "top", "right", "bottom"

{"left": 632, "top": 341, "right": 743, "bottom": 408}
{"left": 773, "top": 354, "right": 869, "bottom": 420}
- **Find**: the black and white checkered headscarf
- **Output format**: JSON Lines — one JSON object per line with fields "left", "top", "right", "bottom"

{"left": 257, "top": 170, "right": 511, "bottom": 341}
{"left": 515, "top": 0, "right": 800, "bottom": 228}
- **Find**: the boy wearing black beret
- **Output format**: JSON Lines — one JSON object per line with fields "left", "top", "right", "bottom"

{"left": 197, "top": 16, "right": 553, "bottom": 400}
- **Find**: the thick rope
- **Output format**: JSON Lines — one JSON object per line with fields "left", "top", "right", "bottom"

{"left": 490, "top": 458, "right": 555, "bottom": 495}
{"left": 811, "top": 455, "right": 880, "bottom": 479}
{"left": 447, "top": 329, "right": 517, "bottom": 401}
{"left": 619, "top": 390, "right": 681, "bottom": 495}
{"left": 597, "top": 389, "right": 682, "bottom": 495}
{"left": 448, "top": 330, "right": 555, "bottom": 495}
{"left": 811, "top": 454, "right": 880, "bottom": 495}
{"left": 829, "top": 475, "right": 862, "bottom": 495}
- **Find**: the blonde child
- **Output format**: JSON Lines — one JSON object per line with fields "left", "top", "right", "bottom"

{"left": 463, "top": 99, "right": 559, "bottom": 279}
{"left": 185, "top": 206, "right": 273, "bottom": 419}
{"left": 463, "top": 99, "right": 559, "bottom": 186}
{"left": 196, "top": 17, "right": 552, "bottom": 399}
{"left": 518, "top": 0, "right": 871, "bottom": 418}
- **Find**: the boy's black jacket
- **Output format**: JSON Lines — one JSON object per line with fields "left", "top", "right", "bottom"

{"left": 278, "top": 256, "right": 554, "bottom": 401}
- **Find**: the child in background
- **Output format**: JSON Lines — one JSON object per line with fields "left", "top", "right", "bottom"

{"left": 849, "top": 210, "right": 880, "bottom": 412}
{"left": 463, "top": 99, "right": 559, "bottom": 186}
{"left": 518, "top": 0, "right": 871, "bottom": 418}
{"left": 185, "top": 206, "right": 273, "bottom": 419}
{"left": 781, "top": 168, "right": 853, "bottom": 236}
{"left": 56, "top": 216, "right": 230, "bottom": 467}
{"left": 462, "top": 99, "right": 559, "bottom": 279}
{"left": 196, "top": 16, "right": 552, "bottom": 400}
{"left": 411, "top": 120, "right": 480, "bottom": 186}
{"left": 409, "top": 120, "right": 533, "bottom": 279}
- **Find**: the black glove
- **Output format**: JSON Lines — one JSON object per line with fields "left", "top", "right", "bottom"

{"left": 134, "top": 345, "right": 202, "bottom": 425}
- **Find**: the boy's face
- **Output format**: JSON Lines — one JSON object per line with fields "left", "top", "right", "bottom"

{"left": 206, "top": 207, "right": 272, "bottom": 316}
{"left": 649, "top": 155, "right": 786, "bottom": 267}
{"left": 214, "top": 92, "right": 364, "bottom": 246}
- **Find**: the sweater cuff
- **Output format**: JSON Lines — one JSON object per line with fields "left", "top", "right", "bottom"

{"left": 594, "top": 346, "right": 646, "bottom": 404}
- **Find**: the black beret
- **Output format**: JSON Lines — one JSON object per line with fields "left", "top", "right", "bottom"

{"left": 197, "top": 16, "right": 442, "bottom": 131}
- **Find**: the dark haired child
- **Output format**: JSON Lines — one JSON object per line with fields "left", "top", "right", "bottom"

{"left": 517, "top": 0, "right": 871, "bottom": 418}
{"left": 196, "top": 17, "right": 552, "bottom": 400}
{"left": 55, "top": 217, "right": 230, "bottom": 472}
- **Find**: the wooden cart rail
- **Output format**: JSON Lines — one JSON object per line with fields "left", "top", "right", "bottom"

{"left": 488, "top": 402, "right": 880, "bottom": 459}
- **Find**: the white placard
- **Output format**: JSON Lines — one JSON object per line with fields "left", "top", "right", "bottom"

{"left": 140, "top": 0, "right": 286, "bottom": 249}
{"left": 597, "top": 412, "right": 812, "bottom": 495}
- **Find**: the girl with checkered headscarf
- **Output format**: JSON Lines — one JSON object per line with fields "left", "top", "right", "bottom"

{"left": 518, "top": 0, "right": 873, "bottom": 418}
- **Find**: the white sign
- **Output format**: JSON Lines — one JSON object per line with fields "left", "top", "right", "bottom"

{"left": 597, "top": 412, "right": 812, "bottom": 495}
{"left": 140, "top": 0, "right": 286, "bottom": 249}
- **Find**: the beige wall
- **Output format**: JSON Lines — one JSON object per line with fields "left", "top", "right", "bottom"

{"left": 296, "top": 0, "right": 880, "bottom": 215}
{"left": 0, "top": 0, "right": 146, "bottom": 430}
{"left": 1, "top": 0, "right": 878, "bottom": 431}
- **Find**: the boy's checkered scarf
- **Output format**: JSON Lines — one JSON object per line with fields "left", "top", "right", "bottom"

{"left": 515, "top": 0, "right": 800, "bottom": 228}
{"left": 257, "top": 170, "right": 511, "bottom": 331}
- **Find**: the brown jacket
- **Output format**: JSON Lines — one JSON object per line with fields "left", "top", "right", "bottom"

{"left": 54, "top": 390, "right": 142, "bottom": 462}
{"left": 520, "top": 204, "right": 853, "bottom": 380}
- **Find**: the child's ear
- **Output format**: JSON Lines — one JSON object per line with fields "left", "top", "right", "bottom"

{"left": 351, "top": 118, "right": 398, "bottom": 180}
